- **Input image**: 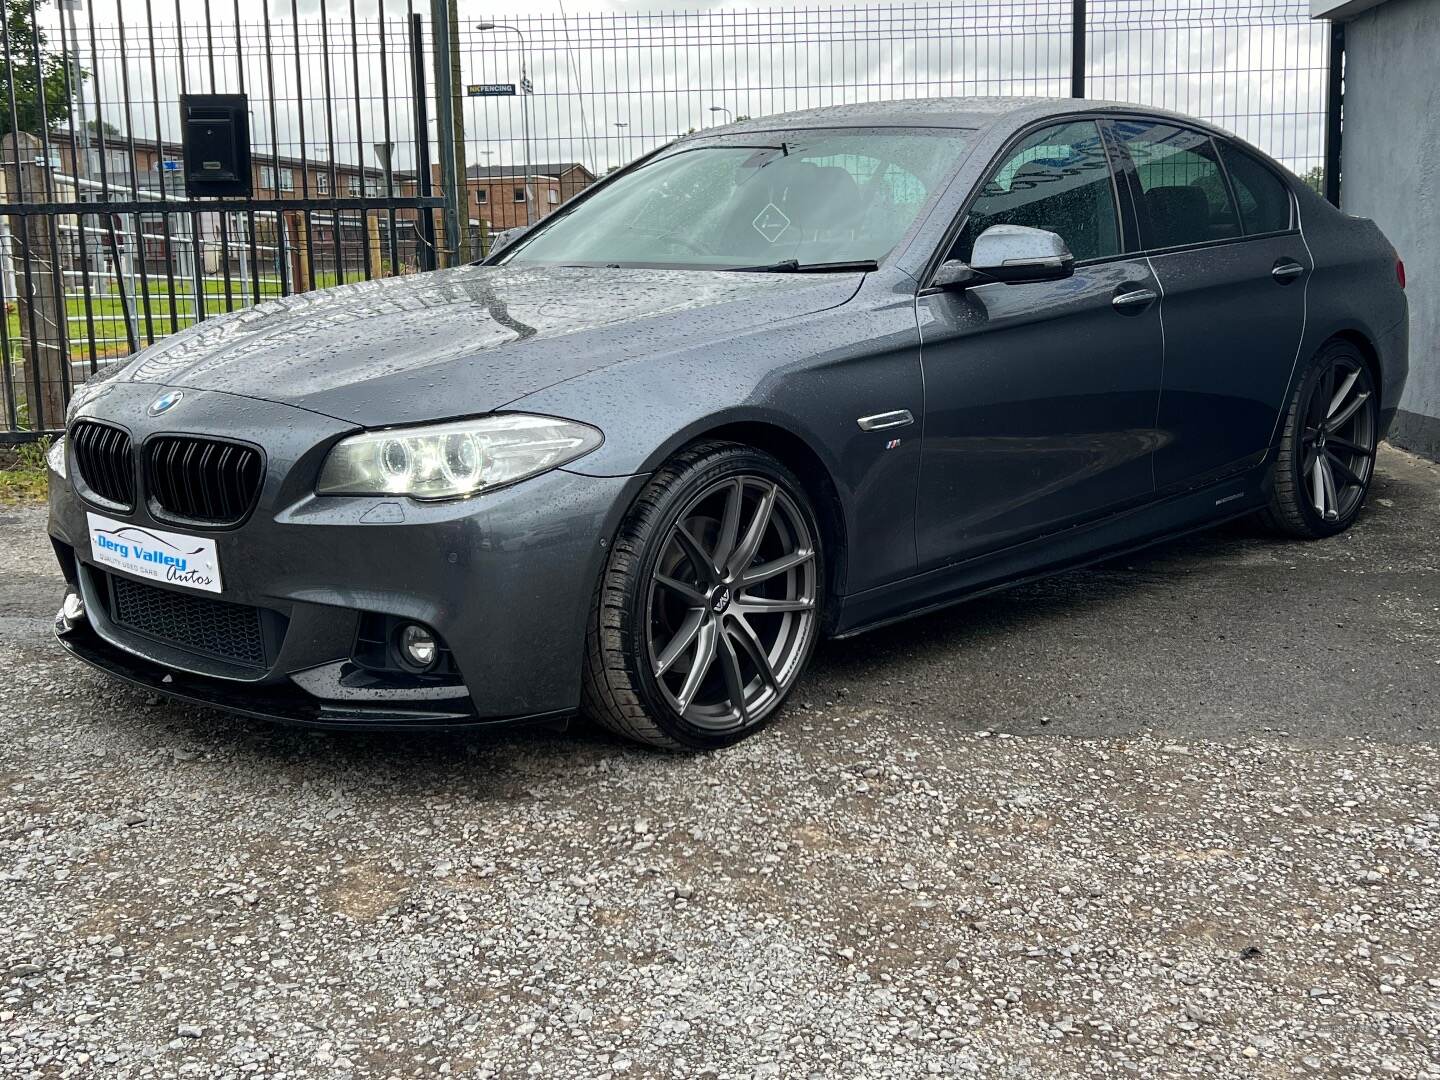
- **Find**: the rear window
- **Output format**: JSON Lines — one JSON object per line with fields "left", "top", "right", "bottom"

{"left": 1218, "top": 144, "right": 1293, "bottom": 235}
{"left": 1111, "top": 122, "right": 1242, "bottom": 249}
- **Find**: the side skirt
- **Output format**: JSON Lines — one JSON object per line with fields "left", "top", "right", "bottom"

{"left": 833, "top": 467, "right": 1269, "bottom": 639}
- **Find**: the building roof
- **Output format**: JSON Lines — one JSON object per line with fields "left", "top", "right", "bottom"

{"left": 1311, "top": 0, "right": 1390, "bottom": 19}
{"left": 53, "top": 132, "right": 387, "bottom": 177}
{"left": 466, "top": 161, "right": 595, "bottom": 180}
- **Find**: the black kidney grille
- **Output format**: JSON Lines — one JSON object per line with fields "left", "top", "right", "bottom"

{"left": 70, "top": 420, "right": 135, "bottom": 508}
{"left": 147, "top": 435, "right": 263, "bottom": 524}
{"left": 109, "top": 573, "right": 267, "bottom": 668}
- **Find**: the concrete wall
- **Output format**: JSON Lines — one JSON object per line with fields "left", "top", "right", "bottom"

{"left": 1338, "top": 0, "right": 1440, "bottom": 458}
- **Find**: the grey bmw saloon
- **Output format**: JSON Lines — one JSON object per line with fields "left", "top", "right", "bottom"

{"left": 46, "top": 98, "right": 1408, "bottom": 749}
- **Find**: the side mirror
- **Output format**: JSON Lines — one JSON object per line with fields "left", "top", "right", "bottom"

{"left": 963, "top": 224, "right": 1075, "bottom": 285}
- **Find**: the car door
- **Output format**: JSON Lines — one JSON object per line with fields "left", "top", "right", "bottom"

{"left": 914, "top": 118, "right": 1165, "bottom": 569}
{"left": 1104, "top": 119, "right": 1310, "bottom": 490}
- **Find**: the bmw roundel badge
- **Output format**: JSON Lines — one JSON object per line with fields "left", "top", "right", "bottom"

{"left": 148, "top": 389, "right": 184, "bottom": 416}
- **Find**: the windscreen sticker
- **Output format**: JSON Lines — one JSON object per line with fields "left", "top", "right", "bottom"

{"left": 752, "top": 203, "right": 792, "bottom": 243}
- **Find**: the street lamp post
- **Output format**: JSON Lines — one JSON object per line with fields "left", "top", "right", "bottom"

{"left": 708, "top": 106, "right": 733, "bottom": 124}
{"left": 477, "top": 22, "right": 533, "bottom": 226}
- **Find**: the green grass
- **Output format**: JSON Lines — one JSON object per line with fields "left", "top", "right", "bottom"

{"left": 0, "top": 440, "right": 49, "bottom": 505}
{"left": 4, "top": 269, "right": 378, "bottom": 365}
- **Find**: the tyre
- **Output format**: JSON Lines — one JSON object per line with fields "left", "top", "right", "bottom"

{"left": 1261, "top": 339, "right": 1379, "bottom": 539}
{"left": 583, "top": 442, "right": 824, "bottom": 750}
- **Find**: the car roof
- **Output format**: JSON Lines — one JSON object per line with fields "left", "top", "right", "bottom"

{"left": 700, "top": 96, "right": 1232, "bottom": 140}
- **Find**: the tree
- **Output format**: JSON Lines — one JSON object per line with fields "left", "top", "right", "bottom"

{"left": 1300, "top": 165, "right": 1325, "bottom": 196}
{"left": 0, "top": 0, "right": 74, "bottom": 140}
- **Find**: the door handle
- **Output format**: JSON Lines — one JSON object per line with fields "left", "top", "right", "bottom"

{"left": 1272, "top": 259, "right": 1305, "bottom": 284}
{"left": 1112, "top": 288, "right": 1157, "bottom": 314}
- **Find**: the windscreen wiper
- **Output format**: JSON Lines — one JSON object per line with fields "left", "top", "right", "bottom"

{"left": 725, "top": 258, "right": 879, "bottom": 273}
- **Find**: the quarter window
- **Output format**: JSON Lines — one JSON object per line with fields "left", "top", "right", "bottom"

{"left": 1110, "top": 122, "right": 1241, "bottom": 249}
{"left": 953, "top": 120, "right": 1120, "bottom": 264}
{"left": 1218, "top": 144, "right": 1293, "bottom": 235}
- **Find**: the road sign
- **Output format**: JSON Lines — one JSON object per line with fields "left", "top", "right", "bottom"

{"left": 467, "top": 83, "right": 516, "bottom": 97}
{"left": 161, "top": 160, "right": 181, "bottom": 172}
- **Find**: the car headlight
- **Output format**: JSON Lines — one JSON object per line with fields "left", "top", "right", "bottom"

{"left": 316, "top": 413, "right": 603, "bottom": 500}
{"left": 46, "top": 435, "right": 68, "bottom": 480}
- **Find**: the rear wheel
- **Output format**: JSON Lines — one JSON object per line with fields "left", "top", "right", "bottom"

{"left": 582, "top": 442, "right": 823, "bottom": 750}
{"left": 1262, "top": 340, "right": 1378, "bottom": 538}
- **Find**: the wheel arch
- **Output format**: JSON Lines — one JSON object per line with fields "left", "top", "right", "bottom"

{"left": 685, "top": 420, "right": 850, "bottom": 630}
{"left": 1325, "top": 328, "right": 1384, "bottom": 409}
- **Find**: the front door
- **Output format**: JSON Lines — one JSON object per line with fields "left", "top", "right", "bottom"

{"left": 1105, "top": 119, "right": 1310, "bottom": 489}
{"left": 915, "top": 119, "right": 1165, "bottom": 569}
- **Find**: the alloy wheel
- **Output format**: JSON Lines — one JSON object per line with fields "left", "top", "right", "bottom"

{"left": 1301, "top": 355, "right": 1377, "bottom": 523}
{"left": 645, "top": 475, "right": 818, "bottom": 732}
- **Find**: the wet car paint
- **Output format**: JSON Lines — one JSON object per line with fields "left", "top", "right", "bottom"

{"left": 47, "top": 96, "right": 1408, "bottom": 728}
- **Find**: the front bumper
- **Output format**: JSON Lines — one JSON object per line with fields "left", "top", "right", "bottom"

{"left": 49, "top": 384, "right": 645, "bottom": 728}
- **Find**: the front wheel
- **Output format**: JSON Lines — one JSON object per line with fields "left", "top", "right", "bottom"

{"left": 582, "top": 442, "right": 824, "bottom": 750}
{"left": 1262, "top": 340, "right": 1379, "bottom": 538}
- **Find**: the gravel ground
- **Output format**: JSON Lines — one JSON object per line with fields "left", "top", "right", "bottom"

{"left": 1, "top": 446, "right": 1437, "bottom": 1080}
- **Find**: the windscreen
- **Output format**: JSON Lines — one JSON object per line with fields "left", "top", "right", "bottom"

{"left": 502, "top": 128, "right": 970, "bottom": 270}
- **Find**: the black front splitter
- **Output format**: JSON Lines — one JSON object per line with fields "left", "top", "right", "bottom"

{"left": 55, "top": 621, "right": 571, "bottom": 733}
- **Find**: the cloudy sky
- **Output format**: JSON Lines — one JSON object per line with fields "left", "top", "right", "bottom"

{"left": 34, "top": 0, "right": 1328, "bottom": 184}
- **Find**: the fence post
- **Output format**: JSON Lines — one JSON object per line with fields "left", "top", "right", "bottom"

{"left": 2, "top": 132, "right": 68, "bottom": 431}
{"left": 288, "top": 213, "right": 311, "bottom": 293}
{"left": 410, "top": 13, "right": 439, "bottom": 272}
{"left": 1323, "top": 21, "right": 1344, "bottom": 208}
{"left": 430, "top": 0, "right": 462, "bottom": 267}
{"left": 366, "top": 213, "right": 382, "bottom": 276}
{"left": 1071, "top": 0, "right": 1086, "bottom": 98}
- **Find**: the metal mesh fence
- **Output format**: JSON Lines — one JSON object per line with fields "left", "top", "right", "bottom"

{"left": 2, "top": 0, "right": 1330, "bottom": 438}
{"left": 458, "top": 1, "right": 1326, "bottom": 187}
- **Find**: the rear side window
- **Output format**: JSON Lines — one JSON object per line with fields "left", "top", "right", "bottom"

{"left": 1110, "top": 122, "right": 1241, "bottom": 249}
{"left": 953, "top": 120, "right": 1120, "bottom": 264}
{"left": 1218, "top": 144, "right": 1293, "bottom": 234}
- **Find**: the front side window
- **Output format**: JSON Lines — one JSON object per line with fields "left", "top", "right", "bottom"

{"left": 952, "top": 120, "right": 1120, "bottom": 264}
{"left": 1218, "top": 144, "right": 1293, "bottom": 235}
{"left": 504, "top": 128, "right": 969, "bottom": 269}
{"left": 1110, "top": 122, "right": 1241, "bottom": 249}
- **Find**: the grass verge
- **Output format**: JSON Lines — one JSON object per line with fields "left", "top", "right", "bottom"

{"left": 0, "top": 441, "right": 50, "bottom": 505}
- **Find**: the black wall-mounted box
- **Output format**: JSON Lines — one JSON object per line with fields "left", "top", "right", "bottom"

{"left": 180, "top": 94, "right": 251, "bottom": 198}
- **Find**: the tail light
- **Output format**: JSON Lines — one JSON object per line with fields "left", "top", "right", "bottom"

{"left": 1397, "top": 259, "right": 1406, "bottom": 290}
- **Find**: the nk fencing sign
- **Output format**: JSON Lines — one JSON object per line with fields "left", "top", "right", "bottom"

{"left": 467, "top": 83, "right": 516, "bottom": 97}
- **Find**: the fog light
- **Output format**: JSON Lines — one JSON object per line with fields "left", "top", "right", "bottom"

{"left": 399, "top": 624, "right": 438, "bottom": 670}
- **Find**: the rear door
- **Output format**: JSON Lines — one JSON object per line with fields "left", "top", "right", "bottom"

{"left": 1104, "top": 119, "right": 1309, "bottom": 490}
{"left": 914, "top": 119, "right": 1165, "bottom": 568}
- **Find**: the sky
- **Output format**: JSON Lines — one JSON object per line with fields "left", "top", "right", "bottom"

{"left": 28, "top": 0, "right": 1329, "bottom": 184}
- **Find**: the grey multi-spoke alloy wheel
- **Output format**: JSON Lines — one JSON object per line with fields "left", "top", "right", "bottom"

{"left": 583, "top": 442, "right": 823, "bottom": 749}
{"left": 1263, "top": 340, "right": 1379, "bottom": 538}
